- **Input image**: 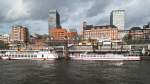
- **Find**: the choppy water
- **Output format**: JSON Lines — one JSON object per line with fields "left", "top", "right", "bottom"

{"left": 0, "top": 60, "right": 150, "bottom": 84}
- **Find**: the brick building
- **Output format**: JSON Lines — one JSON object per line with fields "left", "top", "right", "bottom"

{"left": 9, "top": 25, "right": 29, "bottom": 49}
{"left": 83, "top": 22, "right": 119, "bottom": 42}
{"left": 49, "top": 28, "right": 67, "bottom": 40}
{"left": 10, "top": 25, "right": 29, "bottom": 43}
{"left": 49, "top": 27, "right": 78, "bottom": 46}
{"left": 129, "top": 27, "right": 144, "bottom": 41}
{"left": 128, "top": 23, "right": 150, "bottom": 43}
{"left": 28, "top": 34, "right": 48, "bottom": 50}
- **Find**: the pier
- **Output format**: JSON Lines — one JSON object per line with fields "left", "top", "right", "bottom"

{"left": 54, "top": 45, "right": 130, "bottom": 59}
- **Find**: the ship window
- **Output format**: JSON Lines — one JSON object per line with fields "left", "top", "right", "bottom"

{"left": 42, "top": 54, "right": 44, "bottom": 58}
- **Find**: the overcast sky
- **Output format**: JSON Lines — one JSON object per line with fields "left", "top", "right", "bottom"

{"left": 0, "top": 0, "right": 150, "bottom": 34}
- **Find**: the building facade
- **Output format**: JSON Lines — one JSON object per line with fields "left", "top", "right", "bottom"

{"left": 49, "top": 27, "right": 78, "bottom": 45}
{"left": 128, "top": 23, "right": 150, "bottom": 44}
{"left": 67, "top": 32, "right": 77, "bottom": 40}
{"left": 143, "top": 22, "right": 150, "bottom": 41}
{"left": 29, "top": 34, "right": 48, "bottom": 50}
{"left": 118, "top": 30, "right": 129, "bottom": 42}
{"left": 67, "top": 30, "right": 78, "bottom": 44}
{"left": 49, "top": 28, "right": 67, "bottom": 40}
{"left": 10, "top": 25, "right": 29, "bottom": 43}
{"left": 83, "top": 23, "right": 119, "bottom": 42}
{"left": 0, "top": 34, "right": 10, "bottom": 43}
{"left": 129, "top": 27, "right": 144, "bottom": 41}
{"left": 110, "top": 10, "right": 125, "bottom": 30}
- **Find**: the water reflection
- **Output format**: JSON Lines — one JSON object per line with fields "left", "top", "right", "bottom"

{"left": 35, "top": 60, "right": 56, "bottom": 68}
{"left": 0, "top": 60, "right": 149, "bottom": 84}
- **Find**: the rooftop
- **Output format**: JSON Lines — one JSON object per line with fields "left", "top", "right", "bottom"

{"left": 84, "top": 25, "right": 117, "bottom": 30}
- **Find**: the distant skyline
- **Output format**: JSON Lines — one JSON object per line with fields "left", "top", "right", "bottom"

{"left": 0, "top": 0, "right": 150, "bottom": 34}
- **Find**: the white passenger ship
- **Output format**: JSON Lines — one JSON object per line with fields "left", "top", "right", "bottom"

{"left": 0, "top": 49, "right": 58, "bottom": 60}
{"left": 70, "top": 53, "right": 141, "bottom": 61}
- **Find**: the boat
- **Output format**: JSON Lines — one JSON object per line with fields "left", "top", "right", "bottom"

{"left": 70, "top": 53, "right": 141, "bottom": 61}
{"left": 0, "top": 49, "right": 58, "bottom": 60}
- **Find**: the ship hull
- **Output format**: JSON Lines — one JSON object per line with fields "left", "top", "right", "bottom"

{"left": 70, "top": 55, "right": 141, "bottom": 61}
{"left": 70, "top": 57, "right": 141, "bottom": 61}
{"left": 1, "top": 57, "right": 57, "bottom": 60}
{"left": 0, "top": 49, "right": 58, "bottom": 61}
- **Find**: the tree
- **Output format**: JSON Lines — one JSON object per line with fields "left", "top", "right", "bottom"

{"left": 122, "top": 34, "right": 131, "bottom": 44}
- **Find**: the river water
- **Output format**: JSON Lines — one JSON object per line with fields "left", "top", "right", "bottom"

{"left": 0, "top": 60, "right": 150, "bottom": 84}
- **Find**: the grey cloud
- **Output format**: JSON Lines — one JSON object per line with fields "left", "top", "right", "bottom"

{"left": 0, "top": 0, "right": 150, "bottom": 34}
{"left": 24, "top": 0, "right": 113, "bottom": 25}
{"left": 124, "top": 0, "right": 150, "bottom": 29}
{"left": 86, "top": 0, "right": 112, "bottom": 17}
{"left": 0, "top": 1, "right": 12, "bottom": 22}
{"left": 24, "top": 0, "right": 91, "bottom": 19}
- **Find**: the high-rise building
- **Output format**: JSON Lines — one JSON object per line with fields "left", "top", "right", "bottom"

{"left": 110, "top": 10, "right": 125, "bottom": 30}
{"left": 48, "top": 10, "right": 60, "bottom": 29}
{"left": 10, "top": 25, "right": 29, "bottom": 43}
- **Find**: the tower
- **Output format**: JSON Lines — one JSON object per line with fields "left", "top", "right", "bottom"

{"left": 48, "top": 10, "right": 61, "bottom": 29}
{"left": 110, "top": 10, "right": 125, "bottom": 30}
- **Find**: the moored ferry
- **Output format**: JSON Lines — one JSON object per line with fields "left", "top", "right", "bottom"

{"left": 0, "top": 49, "right": 58, "bottom": 60}
{"left": 70, "top": 53, "right": 141, "bottom": 61}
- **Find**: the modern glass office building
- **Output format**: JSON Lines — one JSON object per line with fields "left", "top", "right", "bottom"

{"left": 110, "top": 10, "right": 125, "bottom": 30}
{"left": 48, "top": 10, "right": 60, "bottom": 29}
